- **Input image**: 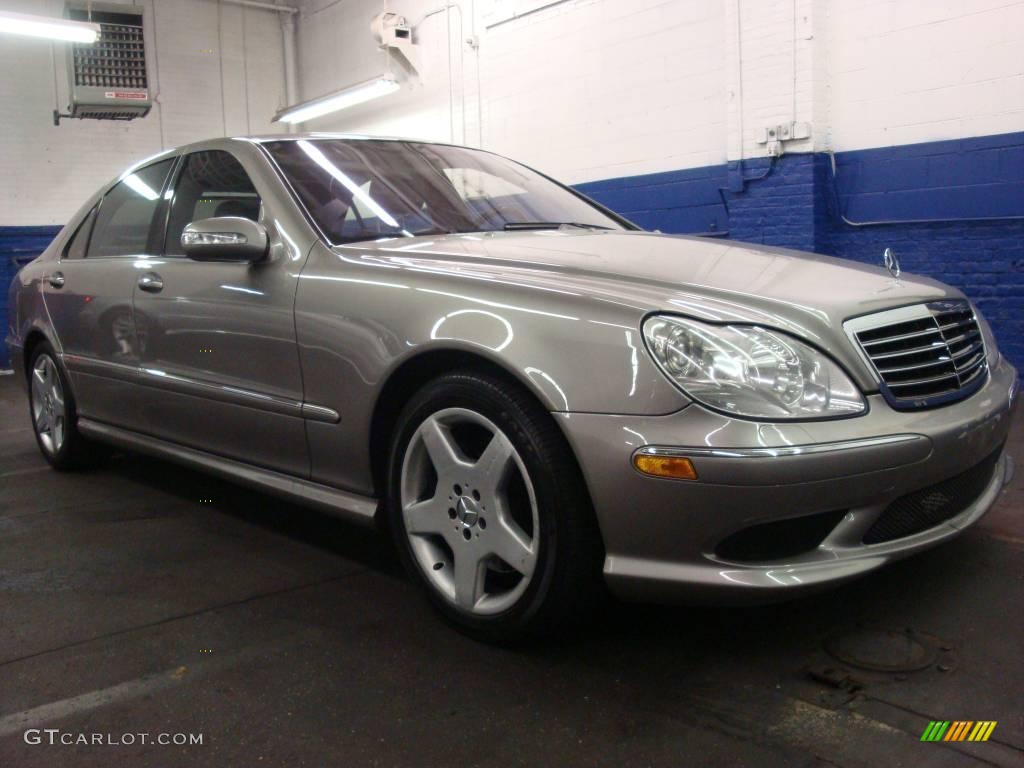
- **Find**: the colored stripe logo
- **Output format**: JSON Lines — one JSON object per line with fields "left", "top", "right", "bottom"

{"left": 921, "top": 721, "right": 997, "bottom": 742}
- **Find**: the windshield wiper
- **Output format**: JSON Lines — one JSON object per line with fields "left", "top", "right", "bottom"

{"left": 502, "top": 221, "right": 613, "bottom": 231}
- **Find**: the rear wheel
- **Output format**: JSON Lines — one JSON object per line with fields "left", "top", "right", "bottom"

{"left": 387, "top": 370, "right": 603, "bottom": 642}
{"left": 28, "top": 342, "right": 107, "bottom": 470}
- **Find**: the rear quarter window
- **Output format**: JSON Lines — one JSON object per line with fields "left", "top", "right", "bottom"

{"left": 62, "top": 204, "right": 99, "bottom": 260}
{"left": 88, "top": 158, "right": 174, "bottom": 258}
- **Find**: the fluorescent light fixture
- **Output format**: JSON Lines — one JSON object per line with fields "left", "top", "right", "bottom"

{"left": 0, "top": 10, "right": 100, "bottom": 43}
{"left": 274, "top": 76, "right": 400, "bottom": 124}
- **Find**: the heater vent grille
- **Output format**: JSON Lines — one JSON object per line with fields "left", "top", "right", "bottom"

{"left": 71, "top": 21, "right": 147, "bottom": 90}
{"left": 63, "top": 2, "right": 151, "bottom": 121}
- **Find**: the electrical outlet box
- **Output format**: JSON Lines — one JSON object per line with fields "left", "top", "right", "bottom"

{"left": 758, "top": 122, "right": 812, "bottom": 145}
{"left": 791, "top": 121, "right": 812, "bottom": 140}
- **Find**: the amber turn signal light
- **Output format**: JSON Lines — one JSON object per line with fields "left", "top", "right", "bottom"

{"left": 632, "top": 454, "right": 698, "bottom": 480}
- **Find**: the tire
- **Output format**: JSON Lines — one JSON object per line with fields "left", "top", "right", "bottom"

{"left": 386, "top": 370, "right": 604, "bottom": 642}
{"left": 27, "top": 342, "right": 108, "bottom": 470}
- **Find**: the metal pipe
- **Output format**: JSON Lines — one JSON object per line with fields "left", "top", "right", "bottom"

{"left": 413, "top": 4, "right": 469, "bottom": 145}
{"left": 827, "top": 152, "right": 1024, "bottom": 227}
{"left": 221, "top": 0, "right": 297, "bottom": 15}
{"left": 280, "top": 11, "right": 299, "bottom": 133}
{"left": 483, "top": 0, "right": 571, "bottom": 29}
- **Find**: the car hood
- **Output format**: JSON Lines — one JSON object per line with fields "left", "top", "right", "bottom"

{"left": 347, "top": 230, "right": 956, "bottom": 342}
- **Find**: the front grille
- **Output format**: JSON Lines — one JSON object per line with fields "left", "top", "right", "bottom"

{"left": 863, "top": 447, "right": 1003, "bottom": 544}
{"left": 851, "top": 300, "right": 987, "bottom": 409}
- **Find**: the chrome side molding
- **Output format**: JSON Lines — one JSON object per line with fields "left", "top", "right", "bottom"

{"left": 634, "top": 434, "right": 923, "bottom": 460}
{"left": 64, "top": 354, "right": 340, "bottom": 423}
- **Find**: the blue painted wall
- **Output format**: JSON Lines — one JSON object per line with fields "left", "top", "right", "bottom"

{"left": 1, "top": 226, "right": 62, "bottom": 368}
{"left": 578, "top": 131, "right": 1024, "bottom": 369}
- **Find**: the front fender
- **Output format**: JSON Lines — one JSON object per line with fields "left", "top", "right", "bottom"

{"left": 296, "top": 243, "right": 688, "bottom": 417}
{"left": 7, "top": 260, "right": 58, "bottom": 389}
{"left": 295, "top": 242, "right": 689, "bottom": 494}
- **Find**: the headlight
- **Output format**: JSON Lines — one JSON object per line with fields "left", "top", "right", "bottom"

{"left": 643, "top": 315, "right": 866, "bottom": 419}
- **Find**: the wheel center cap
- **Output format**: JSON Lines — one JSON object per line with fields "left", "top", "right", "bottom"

{"left": 455, "top": 496, "right": 480, "bottom": 527}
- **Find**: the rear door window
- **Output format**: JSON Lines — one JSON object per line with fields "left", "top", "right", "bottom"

{"left": 87, "top": 159, "right": 175, "bottom": 258}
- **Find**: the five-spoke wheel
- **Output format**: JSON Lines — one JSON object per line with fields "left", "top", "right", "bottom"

{"left": 388, "top": 370, "right": 603, "bottom": 641}
{"left": 27, "top": 341, "right": 106, "bottom": 470}
{"left": 401, "top": 408, "right": 539, "bottom": 615}
{"left": 30, "top": 353, "right": 66, "bottom": 456}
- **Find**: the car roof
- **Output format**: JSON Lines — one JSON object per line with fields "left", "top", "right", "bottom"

{"left": 158, "top": 133, "right": 471, "bottom": 155}
{"left": 238, "top": 132, "right": 453, "bottom": 145}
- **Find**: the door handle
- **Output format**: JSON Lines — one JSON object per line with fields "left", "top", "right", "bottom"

{"left": 138, "top": 272, "right": 164, "bottom": 293}
{"left": 46, "top": 272, "right": 65, "bottom": 288}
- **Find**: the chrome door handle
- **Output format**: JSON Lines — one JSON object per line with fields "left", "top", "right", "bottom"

{"left": 47, "top": 272, "right": 65, "bottom": 288}
{"left": 138, "top": 272, "right": 164, "bottom": 293}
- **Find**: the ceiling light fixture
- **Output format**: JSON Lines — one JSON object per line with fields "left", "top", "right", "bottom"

{"left": 0, "top": 10, "right": 100, "bottom": 44}
{"left": 273, "top": 76, "right": 400, "bottom": 124}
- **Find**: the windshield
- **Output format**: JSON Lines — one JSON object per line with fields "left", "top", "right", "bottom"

{"left": 263, "top": 139, "right": 629, "bottom": 244}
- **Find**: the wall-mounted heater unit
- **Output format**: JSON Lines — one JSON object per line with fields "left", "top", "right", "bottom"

{"left": 55, "top": 1, "right": 151, "bottom": 124}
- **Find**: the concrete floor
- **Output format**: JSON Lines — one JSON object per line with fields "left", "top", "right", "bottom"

{"left": 0, "top": 374, "right": 1021, "bottom": 768}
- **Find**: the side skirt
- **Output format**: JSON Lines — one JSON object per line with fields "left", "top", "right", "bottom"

{"left": 77, "top": 417, "right": 378, "bottom": 525}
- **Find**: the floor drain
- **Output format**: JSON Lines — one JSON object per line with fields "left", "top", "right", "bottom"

{"left": 824, "top": 627, "right": 939, "bottom": 673}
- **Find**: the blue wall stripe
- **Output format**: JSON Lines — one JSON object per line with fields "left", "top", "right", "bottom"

{"left": 1, "top": 226, "right": 62, "bottom": 368}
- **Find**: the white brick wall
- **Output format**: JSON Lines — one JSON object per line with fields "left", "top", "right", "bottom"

{"left": 725, "top": 0, "right": 816, "bottom": 160}
{"left": 483, "top": 0, "right": 727, "bottom": 182}
{"left": 292, "top": 0, "right": 1024, "bottom": 184}
{"left": 297, "top": 0, "right": 472, "bottom": 144}
{"left": 297, "top": 0, "right": 729, "bottom": 183}
{"left": 5, "top": 0, "right": 1021, "bottom": 225}
{"left": 0, "top": 0, "right": 288, "bottom": 225}
{"left": 824, "top": 0, "right": 1024, "bottom": 150}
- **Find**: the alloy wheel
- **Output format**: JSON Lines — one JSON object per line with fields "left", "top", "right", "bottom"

{"left": 31, "top": 354, "right": 66, "bottom": 456}
{"left": 400, "top": 407, "right": 540, "bottom": 615}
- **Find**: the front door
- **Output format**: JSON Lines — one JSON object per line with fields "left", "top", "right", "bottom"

{"left": 130, "top": 148, "right": 310, "bottom": 477}
{"left": 42, "top": 158, "right": 176, "bottom": 430}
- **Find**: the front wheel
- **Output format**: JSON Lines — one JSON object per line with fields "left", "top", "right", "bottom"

{"left": 387, "top": 371, "right": 603, "bottom": 642}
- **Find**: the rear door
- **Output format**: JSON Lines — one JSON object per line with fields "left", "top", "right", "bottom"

{"left": 130, "top": 147, "right": 311, "bottom": 477}
{"left": 42, "top": 158, "right": 175, "bottom": 430}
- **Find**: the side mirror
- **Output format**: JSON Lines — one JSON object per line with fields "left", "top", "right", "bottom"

{"left": 181, "top": 217, "right": 269, "bottom": 262}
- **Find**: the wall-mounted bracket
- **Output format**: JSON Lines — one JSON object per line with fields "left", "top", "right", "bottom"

{"left": 371, "top": 11, "right": 420, "bottom": 75}
{"left": 757, "top": 122, "right": 812, "bottom": 157}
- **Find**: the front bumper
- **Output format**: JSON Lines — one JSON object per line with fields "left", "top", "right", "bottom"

{"left": 557, "top": 356, "right": 1019, "bottom": 603}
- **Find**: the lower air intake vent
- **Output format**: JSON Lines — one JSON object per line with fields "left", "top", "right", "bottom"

{"left": 863, "top": 447, "right": 1003, "bottom": 545}
{"left": 715, "top": 509, "right": 848, "bottom": 562}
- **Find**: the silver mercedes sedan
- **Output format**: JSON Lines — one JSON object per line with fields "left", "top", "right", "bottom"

{"left": 6, "top": 135, "right": 1018, "bottom": 640}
